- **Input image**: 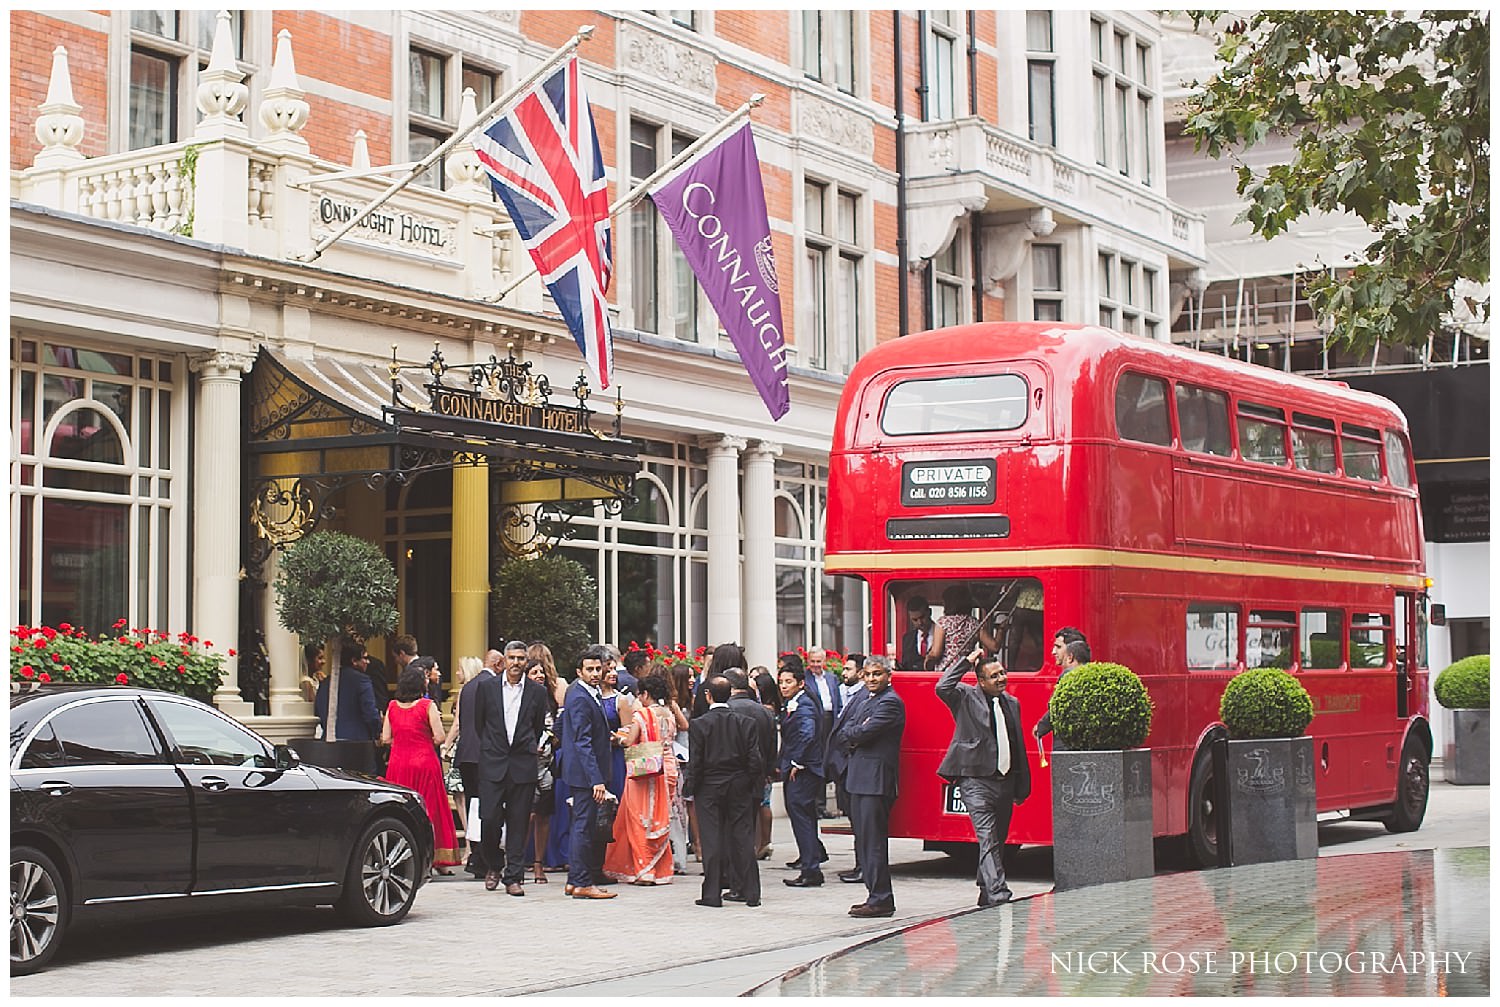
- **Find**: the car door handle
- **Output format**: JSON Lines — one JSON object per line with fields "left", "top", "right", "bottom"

{"left": 200, "top": 776, "right": 229, "bottom": 792}
{"left": 40, "top": 781, "right": 72, "bottom": 797}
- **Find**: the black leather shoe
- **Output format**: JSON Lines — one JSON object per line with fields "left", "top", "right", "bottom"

{"left": 849, "top": 903, "right": 895, "bottom": 919}
{"left": 745, "top": 899, "right": 761, "bottom": 908}
{"left": 785, "top": 859, "right": 801, "bottom": 869}
{"left": 724, "top": 890, "right": 747, "bottom": 902}
{"left": 694, "top": 898, "right": 723, "bottom": 908}
{"left": 783, "top": 873, "right": 824, "bottom": 888}
{"left": 838, "top": 871, "right": 864, "bottom": 883}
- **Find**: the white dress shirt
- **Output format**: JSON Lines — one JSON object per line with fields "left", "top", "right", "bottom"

{"left": 502, "top": 677, "right": 524, "bottom": 743}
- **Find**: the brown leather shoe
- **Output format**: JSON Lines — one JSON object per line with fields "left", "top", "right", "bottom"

{"left": 483, "top": 871, "right": 501, "bottom": 892}
{"left": 571, "top": 885, "right": 618, "bottom": 899}
{"left": 505, "top": 882, "right": 525, "bottom": 896}
{"left": 564, "top": 884, "right": 576, "bottom": 896}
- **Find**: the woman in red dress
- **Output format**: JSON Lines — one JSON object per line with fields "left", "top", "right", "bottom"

{"left": 381, "top": 659, "right": 461, "bottom": 873}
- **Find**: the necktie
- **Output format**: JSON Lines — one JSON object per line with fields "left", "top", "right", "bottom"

{"left": 993, "top": 697, "right": 1011, "bottom": 776}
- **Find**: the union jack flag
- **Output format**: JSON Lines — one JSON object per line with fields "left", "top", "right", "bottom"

{"left": 474, "top": 56, "right": 614, "bottom": 388}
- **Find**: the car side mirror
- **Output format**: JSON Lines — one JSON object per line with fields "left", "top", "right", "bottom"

{"left": 274, "top": 744, "right": 300, "bottom": 771}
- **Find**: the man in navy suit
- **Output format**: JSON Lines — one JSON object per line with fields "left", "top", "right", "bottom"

{"left": 778, "top": 664, "right": 826, "bottom": 888}
{"left": 453, "top": 648, "right": 500, "bottom": 879}
{"left": 825, "top": 675, "right": 871, "bottom": 883}
{"left": 314, "top": 642, "right": 382, "bottom": 742}
{"left": 473, "top": 639, "right": 549, "bottom": 896}
{"left": 558, "top": 644, "right": 618, "bottom": 900}
{"left": 842, "top": 655, "right": 906, "bottom": 918}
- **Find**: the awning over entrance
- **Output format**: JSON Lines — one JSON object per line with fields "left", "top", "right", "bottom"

{"left": 247, "top": 347, "right": 639, "bottom": 545}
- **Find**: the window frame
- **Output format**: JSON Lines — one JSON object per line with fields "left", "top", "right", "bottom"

{"left": 1025, "top": 11, "right": 1056, "bottom": 147}
{"left": 801, "top": 177, "right": 867, "bottom": 373}
{"left": 125, "top": 9, "right": 258, "bottom": 152}
{"left": 404, "top": 41, "right": 504, "bottom": 192}
{"left": 627, "top": 117, "right": 706, "bottom": 340}
{"left": 1089, "top": 15, "right": 1156, "bottom": 184}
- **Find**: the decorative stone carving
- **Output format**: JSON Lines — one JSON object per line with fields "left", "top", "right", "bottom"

{"left": 620, "top": 23, "right": 715, "bottom": 98}
{"left": 987, "top": 134, "right": 1032, "bottom": 177}
{"left": 1052, "top": 157, "right": 1077, "bottom": 195}
{"left": 194, "top": 10, "right": 249, "bottom": 139}
{"left": 189, "top": 350, "right": 257, "bottom": 381}
{"left": 908, "top": 194, "right": 987, "bottom": 265}
{"left": 33, "top": 46, "right": 85, "bottom": 168}
{"left": 797, "top": 95, "right": 874, "bottom": 158}
{"left": 350, "top": 129, "right": 372, "bottom": 170}
{"left": 258, "top": 29, "right": 310, "bottom": 154}
{"left": 926, "top": 128, "right": 957, "bottom": 171}
{"left": 445, "top": 87, "right": 489, "bottom": 195}
{"left": 980, "top": 208, "right": 1058, "bottom": 293}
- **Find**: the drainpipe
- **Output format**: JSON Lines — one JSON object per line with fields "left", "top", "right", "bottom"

{"left": 967, "top": 10, "right": 978, "bottom": 117}
{"left": 895, "top": 10, "right": 910, "bottom": 337}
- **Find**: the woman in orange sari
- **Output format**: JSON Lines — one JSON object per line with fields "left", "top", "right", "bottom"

{"left": 604, "top": 675, "right": 675, "bottom": 885}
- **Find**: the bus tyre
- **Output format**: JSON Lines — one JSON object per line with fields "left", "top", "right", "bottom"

{"left": 1383, "top": 737, "right": 1429, "bottom": 834}
{"left": 1187, "top": 748, "right": 1218, "bottom": 868}
{"left": 336, "top": 817, "right": 419, "bottom": 927}
{"left": 11, "top": 845, "right": 68, "bottom": 976}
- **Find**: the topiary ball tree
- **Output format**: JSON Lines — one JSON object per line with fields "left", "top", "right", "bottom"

{"left": 1220, "top": 667, "right": 1315, "bottom": 739}
{"left": 274, "top": 531, "right": 399, "bottom": 741}
{"left": 491, "top": 552, "right": 598, "bottom": 679}
{"left": 1049, "top": 662, "right": 1155, "bottom": 750}
{"left": 1434, "top": 654, "right": 1490, "bottom": 710}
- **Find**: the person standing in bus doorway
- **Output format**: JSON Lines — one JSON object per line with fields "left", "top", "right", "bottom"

{"left": 1034, "top": 636, "right": 1091, "bottom": 750}
{"left": 842, "top": 655, "right": 906, "bottom": 918}
{"left": 937, "top": 647, "right": 1031, "bottom": 907}
{"left": 779, "top": 664, "right": 827, "bottom": 888}
{"left": 899, "top": 596, "right": 935, "bottom": 670}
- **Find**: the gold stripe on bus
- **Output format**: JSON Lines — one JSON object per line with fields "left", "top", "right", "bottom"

{"left": 823, "top": 548, "right": 1426, "bottom": 587}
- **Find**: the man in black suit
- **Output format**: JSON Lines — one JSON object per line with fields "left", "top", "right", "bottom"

{"left": 937, "top": 647, "right": 1033, "bottom": 907}
{"left": 472, "top": 638, "right": 549, "bottom": 896}
{"left": 824, "top": 673, "right": 871, "bottom": 884}
{"left": 725, "top": 669, "right": 775, "bottom": 904}
{"left": 455, "top": 648, "right": 501, "bottom": 879}
{"left": 842, "top": 655, "right": 906, "bottom": 918}
{"left": 899, "top": 595, "right": 935, "bottom": 671}
{"left": 686, "top": 675, "right": 762, "bottom": 908}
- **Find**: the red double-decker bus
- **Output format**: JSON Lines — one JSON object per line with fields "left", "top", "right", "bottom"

{"left": 825, "top": 322, "right": 1431, "bottom": 865}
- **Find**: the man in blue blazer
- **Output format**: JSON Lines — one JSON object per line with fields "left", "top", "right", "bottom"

{"left": 842, "top": 655, "right": 906, "bottom": 918}
{"left": 824, "top": 678, "right": 870, "bottom": 883}
{"left": 314, "top": 642, "right": 382, "bottom": 742}
{"left": 559, "top": 644, "right": 618, "bottom": 900}
{"left": 937, "top": 646, "right": 1033, "bottom": 907}
{"left": 778, "top": 664, "right": 826, "bottom": 887}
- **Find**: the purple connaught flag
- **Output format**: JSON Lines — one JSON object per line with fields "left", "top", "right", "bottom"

{"left": 649, "top": 123, "right": 790, "bottom": 420}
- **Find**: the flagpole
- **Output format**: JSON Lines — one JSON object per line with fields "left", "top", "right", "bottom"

{"left": 487, "top": 92, "right": 766, "bottom": 303}
{"left": 293, "top": 25, "right": 597, "bottom": 262}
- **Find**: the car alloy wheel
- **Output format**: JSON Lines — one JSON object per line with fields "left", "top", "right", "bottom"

{"left": 11, "top": 846, "right": 67, "bottom": 975}
{"left": 338, "top": 818, "right": 419, "bottom": 926}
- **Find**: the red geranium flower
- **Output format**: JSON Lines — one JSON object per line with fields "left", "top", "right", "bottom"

{"left": 33, "top": 639, "right": 46, "bottom": 649}
{"left": 177, "top": 664, "right": 186, "bottom": 673}
{"left": 59, "top": 622, "right": 72, "bottom": 634}
{"left": 40, "top": 626, "right": 57, "bottom": 641}
{"left": 61, "top": 665, "right": 70, "bottom": 673}
{"left": 19, "top": 665, "right": 35, "bottom": 678}
{"left": 228, "top": 649, "right": 237, "bottom": 657}
{"left": 204, "top": 640, "right": 212, "bottom": 648}
{"left": 38, "top": 672, "right": 51, "bottom": 683}
{"left": 134, "top": 641, "right": 145, "bottom": 649}
{"left": 51, "top": 652, "right": 61, "bottom": 661}
{"left": 115, "top": 673, "right": 130, "bottom": 685}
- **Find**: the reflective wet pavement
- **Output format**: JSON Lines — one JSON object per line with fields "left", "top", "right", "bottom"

{"left": 755, "top": 847, "right": 1489, "bottom": 997}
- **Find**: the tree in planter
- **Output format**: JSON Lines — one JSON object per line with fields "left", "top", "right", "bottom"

{"left": 1219, "top": 668, "right": 1314, "bottom": 740}
{"left": 490, "top": 553, "right": 597, "bottom": 679}
{"left": 1048, "top": 662, "right": 1155, "bottom": 750}
{"left": 273, "top": 531, "right": 398, "bottom": 741}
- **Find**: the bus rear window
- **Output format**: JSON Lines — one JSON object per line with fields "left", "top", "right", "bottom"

{"left": 1341, "top": 425, "right": 1382, "bottom": 481}
{"left": 1115, "top": 371, "right": 1171, "bottom": 446}
{"left": 881, "top": 374, "right": 1029, "bottom": 435}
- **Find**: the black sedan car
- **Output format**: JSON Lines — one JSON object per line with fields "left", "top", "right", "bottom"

{"left": 10, "top": 685, "right": 433, "bottom": 975}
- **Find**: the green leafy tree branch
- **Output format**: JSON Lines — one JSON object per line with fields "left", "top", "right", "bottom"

{"left": 1183, "top": 10, "right": 1489, "bottom": 351}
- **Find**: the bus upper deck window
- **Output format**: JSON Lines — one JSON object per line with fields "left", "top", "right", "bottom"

{"left": 1341, "top": 423, "right": 1382, "bottom": 481}
{"left": 1291, "top": 412, "right": 1337, "bottom": 474}
{"left": 1115, "top": 371, "right": 1171, "bottom": 446}
{"left": 1383, "top": 430, "right": 1413, "bottom": 488}
{"left": 1237, "top": 401, "right": 1288, "bottom": 466}
{"left": 880, "top": 373, "right": 1030, "bottom": 436}
{"left": 1175, "top": 383, "right": 1231, "bottom": 456}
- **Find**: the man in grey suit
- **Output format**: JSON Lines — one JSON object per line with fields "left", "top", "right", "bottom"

{"left": 936, "top": 646, "right": 1033, "bottom": 907}
{"left": 842, "top": 655, "right": 906, "bottom": 918}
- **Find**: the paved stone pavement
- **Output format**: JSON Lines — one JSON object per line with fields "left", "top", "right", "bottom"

{"left": 758, "top": 847, "right": 1490, "bottom": 997}
{"left": 13, "top": 781, "right": 1487, "bottom": 997}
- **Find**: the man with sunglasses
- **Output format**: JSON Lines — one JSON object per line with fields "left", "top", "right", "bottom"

{"left": 936, "top": 645, "right": 1032, "bottom": 907}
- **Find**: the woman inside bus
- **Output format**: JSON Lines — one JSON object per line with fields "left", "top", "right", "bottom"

{"left": 928, "top": 584, "right": 989, "bottom": 671}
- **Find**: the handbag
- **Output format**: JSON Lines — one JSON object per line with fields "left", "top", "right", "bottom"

{"left": 443, "top": 758, "right": 464, "bottom": 796}
{"left": 537, "top": 726, "right": 555, "bottom": 790}
{"left": 623, "top": 710, "right": 664, "bottom": 778}
{"left": 592, "top": 794, "right": 619, "bottom": 845}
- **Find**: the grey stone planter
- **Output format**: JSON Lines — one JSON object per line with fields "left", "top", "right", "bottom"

{"left": 1443, "top": 709, "right": 1490, "bottom": 785}
{"left": 1050, "top": 748, "right": 1153, "bottom": 890}
{"left": 1226, "top": 736, "right": 1316, "bottom": 865}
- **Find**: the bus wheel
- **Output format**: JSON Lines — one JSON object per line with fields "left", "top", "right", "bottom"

{"left": 1187, "top": 748, "right": 1219, "bottom": 868}
{"left": 1383, "top": 737, "right": 1430, "bottom": 833}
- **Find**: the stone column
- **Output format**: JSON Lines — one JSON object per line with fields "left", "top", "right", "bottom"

{"left": 450, "top": 459, "right": 490, "bottom": 678}
{"left": 701, "top": 435, "right": 746, "bottom": 647}
{"left": 742, "top": 440, "right": 782, "bottom": 670}
{"left": 189, "top": 350, "right": 255, "bottom": 717}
